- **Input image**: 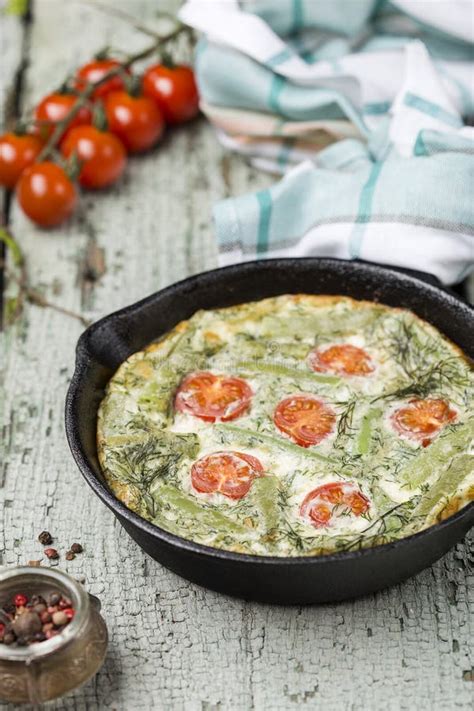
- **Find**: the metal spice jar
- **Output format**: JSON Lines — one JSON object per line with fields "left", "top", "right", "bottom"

{"left": 0, "top": 566, "right": 108, "bottom": 704}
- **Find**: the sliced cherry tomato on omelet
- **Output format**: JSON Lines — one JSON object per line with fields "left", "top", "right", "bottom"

{"left": 191, "top": 451, "right": 263, "bottom": 499}
{"left": 174, "top": 372, "right": 252, "bottom": 422}
{"left": 300, "top": 482, "right": 370, "bottom": 528}
{"left": 308, "top": 344, "right": 375, "bottom": 376}
{"left": 391, "top": 398, "right": 456, "bottom": 446}
{"left": 273, "top": 395, "right": 336, "bottom": 448}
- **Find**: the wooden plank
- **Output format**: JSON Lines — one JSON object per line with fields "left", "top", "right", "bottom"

{"left": 0, "top": 8, "right": 26, "bottom": 128}
{"left": 1, "top": 2, "right": 473, "bottom": 710}
{"left": 1, "top": 4, "right": 30, "bottom": 325}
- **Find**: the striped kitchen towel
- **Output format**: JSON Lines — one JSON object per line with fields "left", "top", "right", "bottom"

{"left": 180, "top": 0, "right": 474, "bottom": 285}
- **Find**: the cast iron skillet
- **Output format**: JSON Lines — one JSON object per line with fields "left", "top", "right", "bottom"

{"left": 65, "top": 258, "right": 474, "bottom": 604}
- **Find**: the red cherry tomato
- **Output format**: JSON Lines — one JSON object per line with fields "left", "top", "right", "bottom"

{"left": 16, "top": 162, "right": 77, "bottom": 228}
{"left": 274, "top": 395, "right": 336, "bottom": 448}
{"left": 75, "top": 59, "right": 130, "bottom": 100}
{"left": 191, "top": 451, "right": 263, "bottom": 499}
{"left": 175, "top": 372, "right": 252, "bottom": 422}
{"left": 142, "top": 63, "right": 199, "bottom": 125}
{"left": 309, "top": 344, "right": 375, "bottom": 376}
{"left": 61, "top": 125, "right": 126, "bottom": 189}
{"left": 34, "top": 93, "right": 92, "bottom": 142}
{"left": 300, "top": 482, "right": 370, "bottom": 528}
{"left": 0, "top": 133, "right": 44, "bottom": 189}
{"left": 391, "top": 398, "right": 457, "bottom": 446}
{"left": 104, "top": 91, "right": 164, "bottom": 153}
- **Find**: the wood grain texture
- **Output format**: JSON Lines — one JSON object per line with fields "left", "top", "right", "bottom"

{"left": 0, "top": 2, "right": 473, "bottom": 710}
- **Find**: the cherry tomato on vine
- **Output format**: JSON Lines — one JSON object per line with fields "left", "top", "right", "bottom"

{"left": 75, "top": 59, "right": 130, "bottom": 100}
{"left": 16, "top": 162, "right": 77, "bottom": 227}
{"left": 34, "top": 93, "right": 92, "bottom": 142}
{"left": 61, "top": 125, "right": 127, "bottom": 189}
{"left": 0, "top": 133, "right": 44, "bottom": 189}
{"left": 104, "top": 91, "right": 164, "bottom": 153}
{"left": 142, "top": 63, "right": 199, "bottom": 125}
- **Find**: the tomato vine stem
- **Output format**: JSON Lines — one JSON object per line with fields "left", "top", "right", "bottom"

{"left": 0, "top": 226, "right": 90, "bottom": 327}
{"left": 36, "top": 18, "right": 189, "bottom": 162}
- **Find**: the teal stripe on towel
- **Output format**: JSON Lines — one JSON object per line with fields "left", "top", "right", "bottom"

{"left": 256, "top": 190, "right": 273, "bottom": 255}
{"left": 268, "top": 75, "right": 285, "bottom": 113}
{"left": 349, "top": 159, "right": 386, "bottom": 258}
{"left": 277, "top": 138, "right": 296, "bottom": 171}
{"left": 290, "top": 0, "right": 304, "bottom": 34}
{"left": 363, "top": 101, "right": 392, "bottom": 115}
{"left": 267, "top": 47, "right": 294, "bottom": 67}
{"left": 404, "top": 92, "right": 462, "bottom": 128}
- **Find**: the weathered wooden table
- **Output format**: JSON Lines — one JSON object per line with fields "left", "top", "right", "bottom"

{"left": 1, "top": 2, "right": 473, "bottom": 709}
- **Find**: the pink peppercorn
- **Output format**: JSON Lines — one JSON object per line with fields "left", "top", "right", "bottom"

{"left": 14, "top": 594, "right": 28, "bottom": 607}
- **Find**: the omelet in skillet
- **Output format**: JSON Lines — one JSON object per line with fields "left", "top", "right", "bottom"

{"left": 97, "top": 295, "right": 474, "bottom": 556}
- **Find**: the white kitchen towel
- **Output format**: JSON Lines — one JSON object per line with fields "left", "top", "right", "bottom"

{"left": 180, "top": 0, "right": 474, "bottom": 284}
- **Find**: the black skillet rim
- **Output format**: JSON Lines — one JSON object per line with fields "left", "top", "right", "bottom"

{"left": 65, "top": 257, "right": 474, "bottom": 566}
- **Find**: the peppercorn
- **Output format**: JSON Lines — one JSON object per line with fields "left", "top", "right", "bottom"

{"left": 12, "top": 610, "right": 42, "bottom": 641}
{"left": 44, "top": 548, "right": 59, "bottom": 560}
{"left": 29, "top": 594, "right": 46, "bottom": 607}
{"left": 58, "top": 596, "right": 72, "bottom": 610}
{"left": 14, "top": 594, "right": 28, "bottom": 607}
{"left": 38, "top": 531, "right": 53, "bottom": 546}
{"left": 47, "top": 592, "right": 60, "bottom": 606}
{"left": 70, "top": 543, "right": 83, "bottom": 554}
{"left": 65, "top": 551, "right": 75, "bottom": 561}
{"left": 52, "top": 610, "right": 68, "bottom": 626}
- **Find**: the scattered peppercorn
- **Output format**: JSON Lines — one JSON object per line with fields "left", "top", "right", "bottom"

{"left": 70, "top": 543, "right": 83, "bottom": 554}
{"left": 44, "top": 548, "right": 59, "bottom": 560}
{"left": 65, "top": 551, "right": 76, "bottom": 561}
{"left": 0, "top": 591, "right": 75, "bottom": 647}
{"left": 38, "top": 531, "right": 53, "bottom": 546}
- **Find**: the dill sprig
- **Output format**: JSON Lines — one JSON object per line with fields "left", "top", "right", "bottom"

{"left": 335, "top": 500, "right": 421, "bottom": 552}
{"left": 372, "top": 357, "right": 470, "bottom": 403}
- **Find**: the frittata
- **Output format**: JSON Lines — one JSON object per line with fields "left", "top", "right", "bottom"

{"left": 97, "top": 295, "right": 474, "bottom": 557}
